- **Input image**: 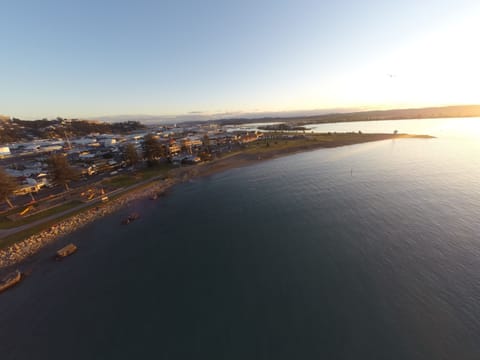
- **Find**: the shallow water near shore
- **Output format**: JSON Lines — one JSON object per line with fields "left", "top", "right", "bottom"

{"left": 1, "top": 118, "right": 480, "bottom": 359}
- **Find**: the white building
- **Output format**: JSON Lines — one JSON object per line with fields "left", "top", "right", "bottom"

{"left": 0, "top": 146, "right": 11, "bottom": 157}
{"left": 101, "top": 138, "right": 117, "bottom": 147}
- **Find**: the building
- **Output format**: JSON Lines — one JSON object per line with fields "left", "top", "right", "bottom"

{"left": 240, "top": 133, "right": 259, "bottom": 143}
{"left": 0, "top": 146, "right": 11, "bottom": 157}
{"left": 168, "top": 140, "right": 181, "bottom": 155}
{"left": 100, "top": 138, "right": 117, "bottom": 147}
{"left": 180, "top": 136, "right": 203, "bottom": 150}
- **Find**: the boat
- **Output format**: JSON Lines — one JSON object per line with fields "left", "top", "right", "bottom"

{"left": 55, "top": 243, "right": 77, "bottom": 260}
{"left": 121, "top": 212, "right": 140, "bottom": 225}
{"left": 0, "top": 270, "right": 22, "bottom": 293}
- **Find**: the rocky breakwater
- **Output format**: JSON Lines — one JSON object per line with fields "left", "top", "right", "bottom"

{"left": 0, "top": 178, "right": 177, "bottom": 270}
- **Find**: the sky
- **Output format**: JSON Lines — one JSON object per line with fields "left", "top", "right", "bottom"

{"left": 1, "top": 0, "right": 480, "bottom": 120}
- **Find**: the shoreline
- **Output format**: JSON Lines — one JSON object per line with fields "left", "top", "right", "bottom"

{"left": 0, "top": 133, "right": 433, "bottom": 272}
{"left": 0, "top": 178, "right": 179, "bottom": 271}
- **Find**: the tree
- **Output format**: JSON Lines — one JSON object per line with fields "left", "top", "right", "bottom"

{"left": 0, "top": 168, "right": 17, "bottom": 208}
{"left": 202, "top": 134, "right": 211, "bottom": 153}
{"left": 123, "top": 143, "right": 139, "bottom": 167}
{"left": 47, "top": 154, "right": 78, "bottom": 191}
{"left": 143, "top": 134, "right": 164, "bottom": 166}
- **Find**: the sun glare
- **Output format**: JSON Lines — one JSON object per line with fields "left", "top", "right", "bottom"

{"left": 325, "top": 8, "right": 480, "bottom": 110}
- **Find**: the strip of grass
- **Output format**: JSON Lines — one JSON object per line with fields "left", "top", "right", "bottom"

{"left": 0, "top": 206, "right": 27, "bottom": 218}
{"left": 103, "top": 165, "right": 171, "bottom": 189}
{"left": 244, "top": 138, "right": 317, "bottom": 154}
{"left": 138, "top": 164, "right": 172, "bottom": 180}
{"left": 243, "top": 133, "right": 405, "bottom": 154}
{"left": 103, "top": 175, "right": 137, "bottom": 188}
{"left": 0, "top": 201, "right": 83, "bottom": 230}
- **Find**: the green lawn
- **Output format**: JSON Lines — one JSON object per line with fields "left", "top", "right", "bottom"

{"left": 244, "top": 137, "right": 318, "bottom": 154}
{"left": 103, "top": 165, "right": 171, "bottom": 189}
{"left": 138, "top": 164, "right": 172, "bottom": 180}
{"left": 243, "top": 133, "right": 398, "bottom": 154}
{"left": 103, "top": 174, "right": 138, "bottom": 188}
{"left": 0, "top": 201, "right": 83, "bottom": 230}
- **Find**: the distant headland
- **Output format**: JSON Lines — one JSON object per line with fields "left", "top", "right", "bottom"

{"left": 209, "top": 105, "right": 480, "bottom": 127}
{"left": 2, "top": 104, "right": 480, "bottom": 127}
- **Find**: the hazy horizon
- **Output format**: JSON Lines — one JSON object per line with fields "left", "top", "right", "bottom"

{"left": 3, "top": 104, "right": 480, "bottom": 125}
{"left": 0, "top": 106, "right": 363, "bottom": 122}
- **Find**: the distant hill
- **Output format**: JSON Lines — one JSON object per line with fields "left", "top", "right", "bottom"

{"left": 0, "top": 118, "right": 145, "bottom": 143}
{"left": 213, "top": 105, "right": 480, "bottom": 126}
{"left": 2, "top": 105, "right": 480, "bottom": 136}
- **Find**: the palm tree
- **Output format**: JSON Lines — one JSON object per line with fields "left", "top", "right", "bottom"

{"left": 0, "top": 167, "right": 17, "bottom": 208}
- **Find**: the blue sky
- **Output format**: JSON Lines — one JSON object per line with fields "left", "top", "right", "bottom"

{"left": 2, "top": 0, "right": 480, "bottom": 119}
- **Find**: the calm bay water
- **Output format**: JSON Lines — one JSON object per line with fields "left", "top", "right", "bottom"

{"left": 1, "top": 118, "right": 480, "bottom": 359}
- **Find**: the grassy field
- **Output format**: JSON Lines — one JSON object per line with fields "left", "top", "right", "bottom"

{"left": 243, "top": 132, "right": 433, "bottom": 155}
{"left": 0, "top": 201, "right": 83, "bottom": 230}
{"left": 103, "top": 174, "right": 139, "bottom": 188}
{"left": 103, "top": 164, "right": 171, "bottom": 189}
{"left": 244, "top": 133, "right": 352, "bottom": 152}
{"left": 138, "top": 164, "right": 172, "bottom": 179}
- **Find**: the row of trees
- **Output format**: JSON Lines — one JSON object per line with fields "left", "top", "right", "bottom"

{"left": 1, "top": 118, "right": 145, "bottom": 142}
{"left": 122, "top": 135, "right": 166, "bottom": 168}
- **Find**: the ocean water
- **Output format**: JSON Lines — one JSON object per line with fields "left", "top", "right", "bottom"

{"left": 1, "top": 118, "right": 480, "bottom": 359}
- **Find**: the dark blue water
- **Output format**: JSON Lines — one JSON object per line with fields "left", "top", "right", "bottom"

{"left": 1, "top": 118, "right": 480, "bottom": 359}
